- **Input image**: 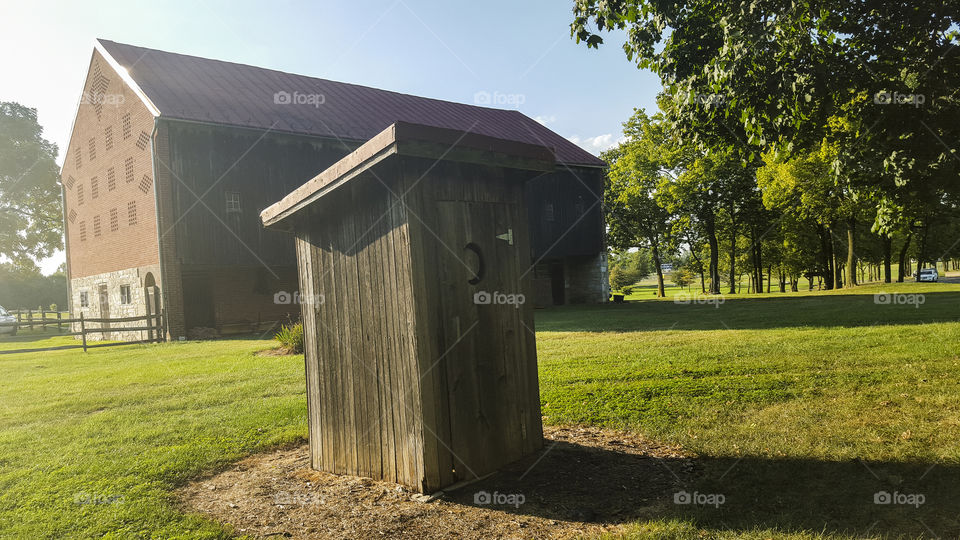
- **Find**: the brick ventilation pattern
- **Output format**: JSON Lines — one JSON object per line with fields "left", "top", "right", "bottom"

{"left": 127, "top": 201, "right": 137, "bottom": 226}
{"left": 136, "top": 131, "right": 150, "bottom": 150}
{"left": 69, "top": 209, "right": 78, "bottom": 223}
{"left": 88, "top": 138, "right": 97, "bottom": 161}
{"left": 110, "top": 208, "right": 119, "bottom": 232}
{"left": 139, "top": 174, "right": 153, "bottom": 194}
{"left": 79, "top": 222, "right": 87, "bottom": 241}
{"left": 64, "top": 175, "right": 76, "bottom": 189}
{"left": 125, "top": 157, "right": 135, "bottom": 183}
{"left": 91, "top": 177, "right": 99, "bottom": 199}
{"left": 107, "top": 168, "right": 116, "bottom": 191}
{"left": 105, "top": 126, "right": 113, "bottom": 151}
{"left": 93, "top": 215, "right": 102, "bottom": 238}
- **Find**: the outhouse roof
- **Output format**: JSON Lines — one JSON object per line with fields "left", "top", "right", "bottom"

{"left": 260, "top": 122, "right": 556, "bottom": 229}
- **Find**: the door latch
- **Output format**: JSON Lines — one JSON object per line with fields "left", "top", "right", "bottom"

{"left": 496, "top": 228, "right": 513, "bottom": 246}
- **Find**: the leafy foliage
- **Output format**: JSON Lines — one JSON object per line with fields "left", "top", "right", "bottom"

{"left": 0, "top": 102, "right": 62, "bottom": 266}
{"left": 274, "top": 322, "right": 304, "bottom": 354}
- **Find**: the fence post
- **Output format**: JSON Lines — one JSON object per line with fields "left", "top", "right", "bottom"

{"left": 80, "top": 313, "right": 87, "bottom": 352}
{"left": 41, "top": 308, "right": 46, "bottom": 332}
{"left": 161, "top": 308, "right": 167, "bottom": 342}
{"left": 57, "top": 311, "right": 62, "bottom": 333}
{"left": 28, "top": 309, "right": 33, "bottom": 331}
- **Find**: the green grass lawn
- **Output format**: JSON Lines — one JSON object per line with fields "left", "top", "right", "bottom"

{"left": 1, "top": 281, "right": 958, "bottom": 538}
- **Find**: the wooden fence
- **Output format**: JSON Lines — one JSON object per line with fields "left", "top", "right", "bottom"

{"left": 0, "top": 310, "right": 166, "bottom": 352}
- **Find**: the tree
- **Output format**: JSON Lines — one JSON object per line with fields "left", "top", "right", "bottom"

{"left": 0, "top": 103, "right": 62, "bottom": 267}
{"left": 608, "top": 249, "right": 652, "bottom": 291}
{"left": 603, "top": 110, "right": 678, "bottom": 297}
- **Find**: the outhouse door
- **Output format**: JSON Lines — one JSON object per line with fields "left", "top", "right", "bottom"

{"left": 435, "top": 199, "right": 537, "bottom": 480}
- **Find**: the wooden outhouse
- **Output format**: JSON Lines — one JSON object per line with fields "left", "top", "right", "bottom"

{"left": 261, "top": 122, "right": 549, "bottom": 492}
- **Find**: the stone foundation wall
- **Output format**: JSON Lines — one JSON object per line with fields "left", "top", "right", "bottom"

{"left": 70, "top": 264, "right": 162, "bottom": 341}
{"left": 565, "top": 252, "right": 609, "bottom": 304}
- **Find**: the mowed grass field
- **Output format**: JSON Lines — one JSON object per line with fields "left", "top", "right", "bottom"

{"left": 1, "top": 281, "right": 958, "bottom": 538}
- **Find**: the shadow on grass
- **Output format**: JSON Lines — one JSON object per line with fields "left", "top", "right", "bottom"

{"left": 448, "top": 440, "right": 959, "bottom": 538}
{"left": 536, "top": 292, "right": 960, "bottom": 332}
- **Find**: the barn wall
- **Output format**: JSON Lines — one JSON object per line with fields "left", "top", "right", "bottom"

{"left": 60, "top": 50, "right": 160, "bottom": 281}
{"left": 525, "top": 165, "right": 605, "bottom": 259}
{"left": 295, "top": 164, "right": 425, "bottom": 489}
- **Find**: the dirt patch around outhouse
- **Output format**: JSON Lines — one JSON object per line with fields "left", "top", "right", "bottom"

{"left": 178, "top": 425, "right": 697, "bottom": 539}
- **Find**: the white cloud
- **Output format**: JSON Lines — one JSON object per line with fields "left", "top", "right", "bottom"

{"left": 533, "top": 114, "right": 556, "bottom": 126}
{"left": 567, "top": 133, "right": 625, "bottom": 155}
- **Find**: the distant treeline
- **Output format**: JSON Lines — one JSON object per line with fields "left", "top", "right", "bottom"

{"left": 0, "top": 264, "right": 68, "bottom": 310}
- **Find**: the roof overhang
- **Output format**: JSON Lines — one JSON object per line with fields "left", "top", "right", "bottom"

{"left": 261, "top": 121, "right": 555, "bottom": 230}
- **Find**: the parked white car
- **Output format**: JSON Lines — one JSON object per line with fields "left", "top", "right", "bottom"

{"left": 917, "top": 268, "right": 939, "bottom": 282}
{"left": 0, "top": 305, "right": 16, "bottom": 336}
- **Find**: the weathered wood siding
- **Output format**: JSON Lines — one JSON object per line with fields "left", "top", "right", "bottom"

{"left": 295, "top": 162, "right": 425, "bottom": 488}
{"left": 294, "top": 154, "right": 543, "bottom": 492}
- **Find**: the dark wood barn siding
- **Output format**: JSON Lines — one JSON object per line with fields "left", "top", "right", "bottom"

{"left": 163, "top": 120, "right": 358, "bottom": 266}
{"left": 525, "top": 166, "right": 605, "bottom": 259}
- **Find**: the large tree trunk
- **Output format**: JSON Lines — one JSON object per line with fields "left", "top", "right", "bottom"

{"left": 651, "top": 240, "right": 666, "bottom": 297}
{"left": 767, "top": 265, "right": 772, "bottom": 293}
{"left": 846, "top": 217, "right": 858, "bottom": 286}
{"left": 883, "top": 235, "right": 893, "bottom": 283}
{"left": 705, "top": 211, "right": 721, "bottom": 294}
{"left": 687, "top": 237, "right": 707, "bottom": 294}
{"left": 897, "top": 231, "right": 913, "bottom": 282}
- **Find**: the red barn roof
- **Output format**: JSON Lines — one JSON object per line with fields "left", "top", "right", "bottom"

{"left": 96, "top": 39, "right": 604, "bottom": 167}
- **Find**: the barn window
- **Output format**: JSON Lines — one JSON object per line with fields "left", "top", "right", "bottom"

{"left": 544, "top": 203, "right": 555, "bottom": 222}
{"left": 80, "top": 291, "right": 89, "bottom": 308}
{"left": 574, "top": 197, "right": 585, "bottom": 216}
{"left": 88, "top": 138, "right": 96, "bottom": 161}
{"left": 122, "top": 113, "right": 132, "bottom": 139}
{"left": 139, "top": 174, "right": 153, "bottom": 194}
{"left": 93, "top": 215, "right": 102, "bottom": 238}
{"left": 125, "top": 157, "right": 135, "bottom": 183}
{"left": 136, "top": 131, "right": 150, "bottom": 150}
{"left": 77, "top": 184, "right": 85, "bottom": 205}
{"left": 91, "top": 177, "right": 99, "bottom": 199}
{"left": 104, "top": 126, "right": 113, "bottom": 151}
{"left": 110, "top": 208, "right": 119, "bottom": 232}
{"left": 120, "top": 285, "right": 132, "bottom": 305}
{"left": 127, "top": 201, "right": 137, "bottom": 226}
{"left": 226, "top": 191, "right": 242, "bottom": 213}
{"left": 79, "top": 222, "right": 87, "bottom": 241}
{"left": 107, "top": 167, "right": 116, "bottom": 191}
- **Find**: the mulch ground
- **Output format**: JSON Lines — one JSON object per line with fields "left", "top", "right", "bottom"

{"left": 178, "top": 425, "right": 697, "bottom": 539}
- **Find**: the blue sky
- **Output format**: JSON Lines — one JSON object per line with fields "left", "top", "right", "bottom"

{"left": 2, "top": 0, "right": 663, "bottom": 272}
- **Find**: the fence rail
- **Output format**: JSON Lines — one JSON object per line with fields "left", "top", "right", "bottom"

{"left": 0, "top": 310, "right": 166, "bottom": 352}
